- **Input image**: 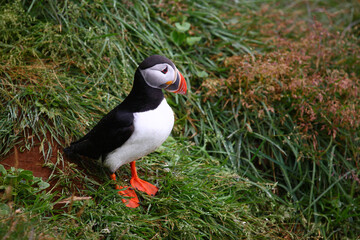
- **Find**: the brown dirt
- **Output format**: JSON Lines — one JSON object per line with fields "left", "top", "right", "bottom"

{"left": 1, "top": 144, "right": 57, "bottom": 180}
{"left": 0, "top": 136, "right": 105, "bottom": 195}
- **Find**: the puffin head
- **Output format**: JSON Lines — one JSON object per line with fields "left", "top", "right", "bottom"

{"left": 138, "top": 55, "right": 187, "bottom": 95}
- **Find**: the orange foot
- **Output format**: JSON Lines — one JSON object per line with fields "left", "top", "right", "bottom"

{"left": 111, "top": 173, "right": 140, "bottom": 208}
{"left": 117, "top": 185, "right": 140, "bottom": 208}
{"left": 130, "top": 176, "right": 158, "bottom": 196}
{"left": 130, "top": 161, "right": 158, "bottom": 196}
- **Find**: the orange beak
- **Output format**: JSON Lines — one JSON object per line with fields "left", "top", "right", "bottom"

{"left": 166, "top": 70, "right": 187, "bottom": 95}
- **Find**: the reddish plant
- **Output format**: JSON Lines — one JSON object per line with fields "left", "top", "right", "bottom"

{"left": 201, "top": 4, "right": 360, "bottom": 148}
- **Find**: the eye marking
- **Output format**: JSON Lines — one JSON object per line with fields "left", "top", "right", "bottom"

{"left": 161, "top": 66, "right": 168, "bottom": 74}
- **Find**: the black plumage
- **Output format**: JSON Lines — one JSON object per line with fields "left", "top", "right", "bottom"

{"left": 64, "top": 69, "right": 164, "bottom": 161}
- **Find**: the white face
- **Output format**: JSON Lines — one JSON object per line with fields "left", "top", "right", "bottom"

{"left": 139, "top": 63, "right": 177, "bottom": 89}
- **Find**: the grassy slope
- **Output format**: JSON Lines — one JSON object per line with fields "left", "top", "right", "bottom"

{"left": 1, "top": 0, "right": 359, "bottom": 239}
{"left": 196, "top": 2, "right": 360, "bottom": 238}
{"left": 1, "top": 139, "right": 298, "bottom": 239}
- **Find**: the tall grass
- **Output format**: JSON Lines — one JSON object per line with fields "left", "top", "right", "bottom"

{"left": 0, "top": 0, "right": 359, "bottom": 238}
{"left": 1, "top": 140, "right": 301, "bottom": 239}
{"left": 0, "top": 0, "right": 254, "bottom": 155}
{"left": 197, "top": 1, "right": 360, "bottom": 238}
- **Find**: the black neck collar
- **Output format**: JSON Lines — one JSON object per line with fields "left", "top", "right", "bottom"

{"left": 120, "top": 69, "right": 164, "bottom": 112}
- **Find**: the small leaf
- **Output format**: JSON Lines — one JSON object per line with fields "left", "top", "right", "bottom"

{"left": 5, "top": 174, "right": 18, "bottom": 179}
{"left": 0, "top": 203, "right": 10, "bottom": 215}
{"left": 0, "top": 164, "right": 6, "bottom": 175}
{"left": 175, "top": 22, "right": 191, "bottom": 32}
{"left": 38, "top": 181, "right": 50, "bottom": 190}
{"left": 18, "top": 170, "right": 34, "bottom": 180}
{"left": 186, "top": 36, "right": 201, "bottom": 46}
{"left": 196, "top": 71, "right": 208, "bottom": 78}
{"left": 170, "top": 31, "right": 186, "bottom": 45}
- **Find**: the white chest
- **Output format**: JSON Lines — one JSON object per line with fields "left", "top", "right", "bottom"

{"left": 104, "top": 99, "right": 174, "bottom": 172}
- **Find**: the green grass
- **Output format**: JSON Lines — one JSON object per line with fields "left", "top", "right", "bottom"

{"left": 1, "top": 0, "right": 360, "bottom": 239}
{"left": 1, "top": 140, "right": 300, "bottom": 239}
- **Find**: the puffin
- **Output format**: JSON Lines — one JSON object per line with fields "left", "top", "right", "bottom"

{"left": 64, "top": 55, "right": 187, "bottom": 208}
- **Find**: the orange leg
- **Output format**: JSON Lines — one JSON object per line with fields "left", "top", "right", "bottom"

{"left": 110, "top": 173, "right": 139, "bottom": 208}
{"left": 130, "top": 161, "right": 158, "bottom": 196}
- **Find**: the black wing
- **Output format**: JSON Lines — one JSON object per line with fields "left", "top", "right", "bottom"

{"left": 64, "top": 109, "right": 134, "bottom": 160}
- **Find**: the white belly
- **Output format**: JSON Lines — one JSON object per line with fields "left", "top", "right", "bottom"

{"left": 104, "top": 99, "right": 174, "bottom": 172}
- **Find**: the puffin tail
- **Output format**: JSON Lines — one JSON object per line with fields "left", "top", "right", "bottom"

{"left": 63, "top": 139, "right": 101, "bottom": 160}
{"left": 63, "top": 145, "right": 80, "bottom": 161}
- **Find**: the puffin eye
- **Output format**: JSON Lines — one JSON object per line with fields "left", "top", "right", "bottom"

{"left": 161, "top": 66, "right": 168, "bottom": 74}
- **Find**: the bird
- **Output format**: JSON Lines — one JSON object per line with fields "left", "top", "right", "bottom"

{"left": 64, "top": 55, "right": 187, "bottom": 208}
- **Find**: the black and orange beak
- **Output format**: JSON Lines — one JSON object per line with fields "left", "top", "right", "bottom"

{"left": 165, "top": 70, "right": 187, "bottom": 95}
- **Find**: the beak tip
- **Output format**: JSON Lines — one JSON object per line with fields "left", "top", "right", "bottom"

{"left": 174, "top": 71, "right": 187, "bottom": 95}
